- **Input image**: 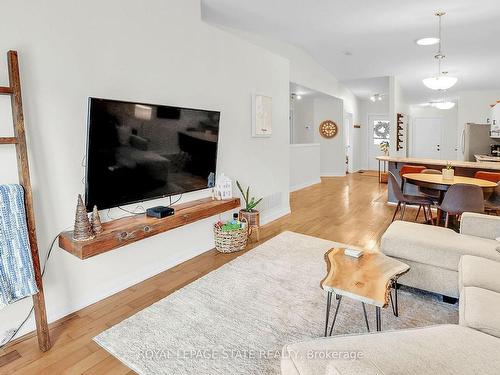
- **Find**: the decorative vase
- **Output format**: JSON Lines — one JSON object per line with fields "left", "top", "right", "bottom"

{"left": 239, "top": 209, "right": 260, "bottom": 227}
{"left": 442, "top": 168, "right": 454, "bottom": 180}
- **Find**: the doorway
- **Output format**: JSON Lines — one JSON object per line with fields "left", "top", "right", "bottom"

{"left": 367, "top": 114, "right": 390, "bottom": 170}
{"left": 411, "top": 118, "right": 442, "bottom": 159}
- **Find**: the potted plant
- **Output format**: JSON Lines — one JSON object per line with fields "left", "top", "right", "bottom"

{"left": 442, "top": 162, "right": 454, "bottom": 180}
{"left": 379, "top": 141, "right": 389, "bottom": 156}
{"left": 236, "top": 181, "right": 263, "bottom": 227}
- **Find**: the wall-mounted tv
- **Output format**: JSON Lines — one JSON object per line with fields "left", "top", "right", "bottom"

{"left": 85, "top": 98, "right": 220, "bottom": 211}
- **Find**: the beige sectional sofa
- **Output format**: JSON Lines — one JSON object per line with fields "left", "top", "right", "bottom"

{"left": 281, "top": 255, "right": 500, "bottom": 374}
{"left": 380, "top": 213, "right": 500, "bottom": 298}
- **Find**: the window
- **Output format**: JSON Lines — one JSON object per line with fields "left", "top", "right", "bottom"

{"left": 373, "top": 120, "right": 390, "bottom": 145}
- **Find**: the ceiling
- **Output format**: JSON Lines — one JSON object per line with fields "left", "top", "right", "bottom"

{"left": 341, "top": 77, "right": 389, "bottom": 100}
{"left": 290, "top": 82, "right": 339, "bottom": 100}
{"left": 202, "top": 0, "right": 500, "bottom": 104}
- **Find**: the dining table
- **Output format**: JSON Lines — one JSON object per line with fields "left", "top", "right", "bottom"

{"left": 402, "top": 173, "right": 498, "bottom": 225}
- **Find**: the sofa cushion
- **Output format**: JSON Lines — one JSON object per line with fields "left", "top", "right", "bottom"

{"left": 281, "top": 325, "right": 500, "bottom": 375}
{"left": 459, "top": 256, "right": 500, "bottom": 293}
{"left": 381, "top": 221, "right": 500, "bottom": 271}
{"left": 460, "top": 212, "right": 500, "bottom": 240}
{"left": 460, "top": 286, "right": 500, "bottom": 338}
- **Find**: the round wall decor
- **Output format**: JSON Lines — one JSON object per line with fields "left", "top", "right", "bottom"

{"left": 319, "top": 120, "right": 338, "bottom": 138}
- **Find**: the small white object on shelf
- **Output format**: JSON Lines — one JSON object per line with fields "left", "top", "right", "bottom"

{"left": 213, "top": 173, "right": 233, "bottom": 200}
{"left": 344, "top": 248, "right": 364, "bottom": 258}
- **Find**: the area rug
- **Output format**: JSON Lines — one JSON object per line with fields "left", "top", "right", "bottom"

{"left": 94, "top": 231, "right": 458, "bottom": 375}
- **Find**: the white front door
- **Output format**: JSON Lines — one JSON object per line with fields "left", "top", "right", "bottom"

{"left": 412, "top": 118, "right": 442, "bottom": 159}
{"left": 368, "top": 115, "right": 390, "bottom": 170}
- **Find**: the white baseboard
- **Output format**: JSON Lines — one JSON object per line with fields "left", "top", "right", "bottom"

{"left": 260, "top": 205, "right": 291, "bottom": 225}
{"left": 290, "top": 178, "right": 321, "bottom": 192}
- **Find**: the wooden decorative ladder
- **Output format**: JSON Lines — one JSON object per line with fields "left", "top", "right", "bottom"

{"left": 0, "top": 50, "right": 51, "bottom": 351}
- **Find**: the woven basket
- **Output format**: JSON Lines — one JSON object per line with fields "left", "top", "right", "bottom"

{"left": 214, "top": 220, "right": 248, "bottom": 253}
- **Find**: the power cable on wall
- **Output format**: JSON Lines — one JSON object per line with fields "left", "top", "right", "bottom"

{"left": 0, "top": 228, "right": 67, "bottom": 350}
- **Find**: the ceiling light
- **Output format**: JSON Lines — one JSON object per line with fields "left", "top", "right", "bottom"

{"left": 370, "top": 94, "right": 384, "bottom": 102}
{"left": 296, "top": 95, "right": 302, "bottom": 100}
{"left": 433, "top": 101, "right": 455, "bottom": 110}
{"left": 423, "top": 74, "right": 458, "bottom": 90}
{"left": 422, "top": 12, "right": 458, "bottom": 90}
{"left": 416, "top": 37, "right": 440, "bottom": 46}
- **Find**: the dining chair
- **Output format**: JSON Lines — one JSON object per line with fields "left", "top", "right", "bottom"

{"left": 474, "top": 171, "right": 500, "bottom": 214}
{"left": 484, "top": 185, "right": 500, "bottom": 215}
{"left": 474, "top": 171, "right": 500, "bottom": 183}
{"left": 418, "top": 169, "right": 441, "bottom": 201}
{"left": 399, "top": 165, "right": 426, "bottom": 193}
{"left": 388, "top": 172, "right": 434, "bottom": 224}
{"left": 438, "top": 184, "right": 485, "bottom": 227}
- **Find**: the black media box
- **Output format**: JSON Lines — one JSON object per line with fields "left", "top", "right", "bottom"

{"left": 146, "top": 206, "right": 175, "bottom": 219}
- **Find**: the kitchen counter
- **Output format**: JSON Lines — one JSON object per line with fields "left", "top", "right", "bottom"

{"left": 376, "top": 156, "right": 500, "bottom": 171}
{"left": 474, "top": 154, "right": 500, "bottom": 162}
{"left": 377, "top": 156, "right": 500, "bottom": 203}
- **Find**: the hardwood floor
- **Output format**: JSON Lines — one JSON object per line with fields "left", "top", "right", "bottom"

{"left": 0, "top": 173, "right": 408, "bottom": 374}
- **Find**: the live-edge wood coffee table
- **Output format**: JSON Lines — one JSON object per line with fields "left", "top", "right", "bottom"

{"left": 320, "top": 248, "right": 410, "bottom": 336}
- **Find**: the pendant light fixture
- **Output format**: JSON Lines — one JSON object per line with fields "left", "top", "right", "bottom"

{"left": 422, "top": 12, "right": 458, "bottom": 90}
{"left": 429, "top": 90, "right": 456, "bottom": 110}
{"left": 433, "top": 101, "right": 455, "bottom": 110}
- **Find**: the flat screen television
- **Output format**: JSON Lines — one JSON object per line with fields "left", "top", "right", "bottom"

{"left": 85, "top": 98, "right": 220, "bottom": 211}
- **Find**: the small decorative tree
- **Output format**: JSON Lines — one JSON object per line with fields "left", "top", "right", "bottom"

{"left": 90, "top": 205, "right": 103, "bottom": 235}
{"left": 73, "top": 195, "right": 94, "bottom": 241}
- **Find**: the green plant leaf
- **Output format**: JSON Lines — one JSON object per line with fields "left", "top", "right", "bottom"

{"left": 253, "top": 197, "right": 263, "bottom": 208}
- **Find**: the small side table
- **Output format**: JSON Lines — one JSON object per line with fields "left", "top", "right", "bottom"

{"left": 321, "top": 248, "right": 409, "bottom": 336}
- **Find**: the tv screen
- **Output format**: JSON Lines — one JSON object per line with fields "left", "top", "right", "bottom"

{"left": 85, "top": 98, "right": 220, "bottom": 211}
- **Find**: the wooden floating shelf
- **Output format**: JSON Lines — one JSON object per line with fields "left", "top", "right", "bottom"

{"left": 59, "top": 197, "right": 240, "bottom": 259}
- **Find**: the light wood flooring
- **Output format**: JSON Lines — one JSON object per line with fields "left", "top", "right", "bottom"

{"left": 1, "top": 172, "right": 412, "bottom": 374}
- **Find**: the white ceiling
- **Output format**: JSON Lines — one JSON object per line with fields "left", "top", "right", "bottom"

{"left": 341, "top": 77, "right": 389, "bottom": 100}
{"left": 202, "top": 0, "right": 500, "bottom": 104}
{"left": 290, "top": 82, "right": 338, "bottom": 100}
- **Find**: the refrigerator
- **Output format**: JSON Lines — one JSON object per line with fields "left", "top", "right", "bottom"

{"left": 461, "top": 123, "right": 495, "bottom": 161}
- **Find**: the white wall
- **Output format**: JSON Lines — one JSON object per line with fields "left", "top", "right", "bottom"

{"left": 409, "top": 105, "right": 458, "bottom": 160}
{"left": 0, "top": 0, "right": 292, "bottom": 339}
{"left": 313, "top": 97, "right": 345, "bottom": 176}
{"left": 214, "top": 27, "right": 360, "bottom": 177}
{"left": 209, "top": 25, "right": 360, "bottom": 134}
{"left": 291, "top": 98, "right": 314, "bottom": 144}
{"left": 390, "top": 76, "right": 409, "bottom": 157}
{"left": 289, "top": 144, "right": 321, "bottom": 191}
{"left": 458, "top": 90, "right": 500, "bottom": 125}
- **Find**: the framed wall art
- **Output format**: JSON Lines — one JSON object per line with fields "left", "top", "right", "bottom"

{"left": 252, "top": 94, "right": 272, "bottom": 137}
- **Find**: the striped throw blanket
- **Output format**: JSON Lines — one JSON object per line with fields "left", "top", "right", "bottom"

{"left": 0, "top": 184, "right": 38, "bottom": 309}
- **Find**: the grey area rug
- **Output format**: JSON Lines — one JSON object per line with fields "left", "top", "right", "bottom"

{"left": 94, "top": 231, "right": 458, "bottom": 374}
